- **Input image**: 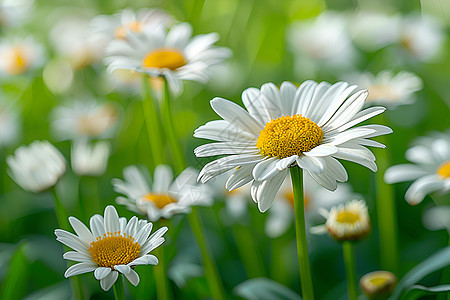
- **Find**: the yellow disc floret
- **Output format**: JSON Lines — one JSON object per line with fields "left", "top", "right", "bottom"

{"left": 89, "top": 232, "right": 140, "bottom": 269}
{"left": 142, "top": 48, "right": 186, "bottom": 71}
{"left": 336, "top": 211, "right": 360, "bottom": 224}
{"left": 256, "top": 114, "right": 323, "bottom": 158}
{"left": 4, "top": 46, "right": 29, "bottom": 75}
{"left": 437, "top": 160, "right": 450, "bottom": 179}
{"left": 142, "top": 193, "right": 177, "bottom": 209}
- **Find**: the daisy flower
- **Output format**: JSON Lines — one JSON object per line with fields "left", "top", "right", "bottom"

{"left": 71, "top": 140, "right": 110, "bottom": 177}
{"left": 346, "top": 70, "right": 423, "bottom": 109}
{"left": 265, "top": 174, "right": 358, "bottom": 238}
{"left": 89, "top": 8, "right": 173, "bottom": 41}
{"left": 50, "top": 100, "right": 118, "bottom": 141}
{"left": 310, "top": 199, "right": 371, "bottom": 241}
{"left": 359, "top": 271, "right": 397, "bottom": 300}
{"left": 0, "top": 36, "right": 45, "bottom": 76}
{"left": 384, "top": 131, "right": 450, "bottom": 205}
{"left": 55, "top": 205, "right": 168, "bottom": 291}
{"left": 0, "top": 0, "right": 33, "bottom": 28}
{"left": 194, "top": 80, "right": 392, "bottom": 212}
{"left": 105, "top": 22, "right": 231, "bottom": 95}
{"left": 112, "top": 165, "right": 213, "bottom": 222}
{"left": 7, "top": 140, "right": 66, "bottom": 193}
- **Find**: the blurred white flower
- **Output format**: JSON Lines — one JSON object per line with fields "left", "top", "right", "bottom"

{"left": 55, "top": 205, "right": 168, "bottom": 291}
{"left": 360, "top": 271, "right": 397, "bottom": 299}
{"left": 310, "top": 199, "right": 371, "bottom": 241}
{"left": 287, "top": 12, "right": 357, "bottom": 73}
{"left": 399, "top": 14, "right": 445, "bottom": 61}
{"left": 50, "top": 100, "right": 118, "bottom": 141}
{"left": 422, "top": 205, "right": 450, "bottom": 232}
{"left": 385, "top": 131, "right": 450, "bottom": 205}
{"left": 265, "top": 174, "right": 359, "bottom": 238}
{"left": 349, "top": 11, "right": 401, "bottom": 51}
{"left": 0, "top": 36, "right": 45, "bottom": 76}
{"left": 7, "top": 140, "right": 66, "bottom": 193}
{"left": 0, "top": 97, "right": 21, "bottom": 147}
{"left": 89, "top": 8, "right": 173, "bottom": 42}
{"left": 112, "top": 165, "right": 213, "bottom": 222}
{"left": 346, "top": 70, "right": 423, "bottom": 109}
{"left": 71, "top": 140, "right": 110, "bottom": 177}
{"left": 0, "top": 0, "right": 34, "bottom": 27}
{"left": 49, "top": 16, "right": 107, "bottom": 69}
{"left": 106, "top": 22, "right": 231, "bottom": 95}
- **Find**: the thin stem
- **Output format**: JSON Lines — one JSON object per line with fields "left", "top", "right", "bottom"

{"left": 160, "top": 77, "right": 185, "bottom": 173}
{"left": 141, "top": 75, "right": 165, "bottom": 168}
{"left": 188, "top": 209, "right": 225, "bottom": 300}
{"left": 373, "top": 115, "right": 399, "bottom": 275}
{"left": 290, "top": 167, "right": 314, "bottom": 300}
{"left": 342, "top": 241, "right": 358, "bottom": 300}
{"left": 154, "top": 220, "right": 172, "bottom": 300}
{"left": 232, "top": 223, "right": 265, "bottom": 278}
{"left": 51, "top": 189, "right": 84, "bottom": 300}
{"left": 113, "top": 275, "right": 126, "bottom": 300}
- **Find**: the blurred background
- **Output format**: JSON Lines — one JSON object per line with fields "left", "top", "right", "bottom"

{"left": 0, "top": 0, "right": 449, "bottom": 299}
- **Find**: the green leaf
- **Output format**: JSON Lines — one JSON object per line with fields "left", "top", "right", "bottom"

{"left": 402, "top": 284, "right": 450, "bottom": 300}
{"left": 234, "top": 277, "right": 301, "bottom": 300}
{"left": 0, "top": 242, "right": 30, "bottom": 300}
{"left": 389, "top": 246, "right": 450, "bottom": 299}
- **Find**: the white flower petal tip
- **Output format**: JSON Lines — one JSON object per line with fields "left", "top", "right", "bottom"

{"left": 113, "top": 165, "right": 212, "bottom": 222}
{"left": 194, "top": 80, "right": 392, "bottom": 212}
{"left": 55, "top": 202, "right": 168, "bottom": 289}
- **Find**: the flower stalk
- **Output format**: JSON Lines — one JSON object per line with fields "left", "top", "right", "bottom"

{"left": 113, "top": 275, "right": 126, "bottom": 300}
{"left": 342, "top": 241, "right": 358, "bottom": 300}
{"left": 154, "top": 220, "right": 172, "bottom": 300}
{"left": 290, "top": 166, "right": 314, "bottom": 299}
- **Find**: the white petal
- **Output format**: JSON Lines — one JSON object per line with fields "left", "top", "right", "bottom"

{"left": 242, "top": 87, "right": 269, "bottom": 124}
{"left": 69, "top": 217, "right": 94, "bottom": 244}
{"left": 90, "top": 214, "right": 105, "bottom": 238}
{"left": 308, "top": 170, "right": 337, "bottom": 191}
{"left": 129, "top": 254, "right": 159, "bottom": 266}
{"left": 323, "top": 90, "right": 368, "bottom": 131}
{"left": 251, "top": 171, "right": 288, "bottom": 212}
{"left": 328, "top": 128, "right": 377, "bottom": 146}
{"left": 104, "top": 206, "right": 120, "bottom": 234}
{"left": 296, "top": 156, "right": 324, "bottom": 173}
{"left": 114, "top": 264, "right": 131, "bottom": 274}
{"left": 225, "top": 165, "right": 254, "bottom": 191}
{"left": 304, "top": 144, "right": 338, "bottom": 157}
{"left": 276, "top": 156, "right": 298, "bottom": 170}
{"left": 153, "top": 165, "right": 173, "bottom": 194}
{"left": 64, "top": 263, "right": 96, "bottom": 278}
{"left": 63, "top": 251, "right": 92, "bottom": 263}
{"left": 252, "top": 157, "right": 280, "bottom": 181}
{"left": 405, "top": 175, "right": 445, "bottom": 205}
{"left": 332, "top": 148, "right": 377, "bottom": 172}
{"left": 384, "top": 164, "right": 429, "bottom": 184}
{"left": 100, "top": 271, "right": 119, "bottom": 291}
{"left": 194, "top": 120, "right": 255, "bottom": 143}
{"left": 94, "top": 267, "right": 112, "bottom": 280}
{"left": 124, "top": 269, "right": 140, "bottom": 286}
{"left": 309, "top": 225, "right": 327, "bottom": 235}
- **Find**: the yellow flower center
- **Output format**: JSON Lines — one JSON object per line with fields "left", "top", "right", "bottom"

{"left": 256, "top": 115, "right": 323, "bottom": 159}
{"left": 369, "top": 277, "right": 389, "bottom": 287}
{"left": 142, "top": 48, "right": 186, "bottom": 71}
{"left": 437, "top": 161, "right": 450, "bottom": 179}
{"left": 142, "top": 193, "right": 177, "bottom": 209}
{"left": 114, "top": 21, "right": 142, "bottom": 39}
{"left": 88, "top": 232, "right": 140, "bottom": 269}
{"left": 4, "top": 46, "right": 29, "bottom": 75}
{"left": 336, "top": 211, "right": 360, "bottom": 224}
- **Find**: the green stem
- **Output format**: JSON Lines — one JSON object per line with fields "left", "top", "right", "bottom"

{"left": 141, "top": 75, "right": 165, "bottom": 168}
{"left": 154, "top": 220, "right": 172, "bottom": 300}
{"left": 374, "top": 115, "right": 399, "bottom": 275}
{"left": 232, "top": 223, "right": 265, "bottom": 278}
{"left": 290, "top": 167, "right": 314, "bottom": 300}
{"left": 113, "top": 275, "right": 126, "bottom": 300}
{"left": 160, "top": 77, "right": 185, "bottom": 173}
{"left": 342, "top": 241, "right": 358, "bottom": 300}
{"left": 51, "top": 189, "right": 84, "bottom": 300}
{"left": 188, "top": 209, "right": 225, "bottom": 300}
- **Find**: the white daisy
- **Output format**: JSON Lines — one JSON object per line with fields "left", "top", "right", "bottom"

{"left": 105, "top": 22, "right": 231, "bottom": 95}
{"left": 194, "top": 80, "right": 392, "bottom": 212}
{"left": 359, "top": 271, "right": 397, "bottom": 299}
{"left": 399, "top": 14, "right": 445, "bottom": 61}
{"left": 89, "top": 8, "right": 173, "bottom": 42}
{"left": 310, "top": 199, "right": 371, "bottom": 241}
{"left": 71, "top": 140, "right": 110, "bottom": 177}
{"left": 7, "top": 140, "right": 66, "bottom": 193}
{"left": 384, "top": 131, "right": 450, "bottom": 205}
{"left": 0, "top": 0, "right": 33, "bottom": 28}
{"left": 55, "top": 205, "right": 168, "bottom": 291}
{"left": 0, "top": 96, "right": 21, "bottom": 147}
{"left": 50, "top": 100, "right": 118, "bottom": 141}
{"left": 265, "top": 174, "right": 358, "bottom": 238}
{"left": 112, "top": 165, "right": 213, "bottom": 222}
{"left": 346, "top": 70, "right": 423, "bottom": 109}
{"left": 0, "top": 35, "right": 45, "bottom": 76}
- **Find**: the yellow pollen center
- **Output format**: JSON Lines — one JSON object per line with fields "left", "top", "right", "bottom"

{"left": 336, "top": 211, "right": 360, "bottom": 224}
{"left": 437, "top": 161, "right": 450, "bottom": 179}
{"left": 143, "top": 193, "right": 177, "bottom": 209}
{"left": 142, "top": 48, "right": 186, "bottom": 71}
{"left": 114, "top": 21, "right": 142, "bottom": 39}
{"left": 5, "top": 47, "right": 29, "bottom": 75}
{"left": 368, "top": 277, "right": 389, "bottom": 287}
{"left": 88, "top": 232, "right": 140, "bottom": 269}
{"left": 256, "top": 114, "right": 323, "bottom": 159}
